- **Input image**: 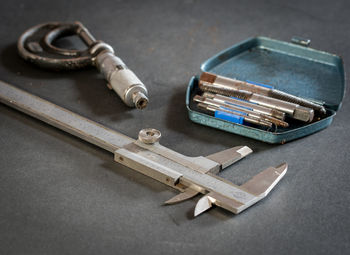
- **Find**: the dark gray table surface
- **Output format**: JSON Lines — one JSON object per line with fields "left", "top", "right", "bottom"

{"left": 1, "top": 0, "right": 349, "bottom": 254}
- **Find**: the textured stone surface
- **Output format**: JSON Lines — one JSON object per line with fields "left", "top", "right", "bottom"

{"left": 0, "top": 1, "right": 349, "bottom": 254}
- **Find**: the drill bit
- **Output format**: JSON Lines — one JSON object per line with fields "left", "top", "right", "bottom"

{"left": 194, "top": 95, "right": 289, "bottom": 128}
{"left": 200, "top": 72, "right": 326, "bottom": 114}
{"left": 202, "top": 92, "right": 285, "bottom": 120}
{"left": 196, "top": 102, "right": 273, "bottom": 128}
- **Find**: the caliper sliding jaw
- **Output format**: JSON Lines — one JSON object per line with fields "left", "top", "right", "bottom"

{"left": 0, "top": 80, "right": 287, "bottom": 217}
{"left": 115, "top": 138, "right": 287, "bottom": 216}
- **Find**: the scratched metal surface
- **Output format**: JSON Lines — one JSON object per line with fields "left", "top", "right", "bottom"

{"left": 0, "top": 0, "right": 349, "bottom": 254}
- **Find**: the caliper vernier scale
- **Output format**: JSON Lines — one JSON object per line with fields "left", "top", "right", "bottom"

{"left": 0, "top": 80, "right": 287, "bottom": 217}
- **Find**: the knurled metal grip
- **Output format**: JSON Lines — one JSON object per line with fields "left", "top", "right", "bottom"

{"left": 17, "top": 21, "right": 149, "bottom": 109}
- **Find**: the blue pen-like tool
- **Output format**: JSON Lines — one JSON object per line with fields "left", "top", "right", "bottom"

{"left": 215, "top": 110, "right": 244, "bottom": 125}
{"left": 194, "top": 95, "right": 289, "bottom": 128}
{"left": 196, "top": 103, "right": 272, "bottom": 128}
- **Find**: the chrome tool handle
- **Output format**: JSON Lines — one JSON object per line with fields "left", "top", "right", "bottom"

{"left": 17, "top": 21, "right": 148, "bottom": 109}
{"left": 95, "top": 51, "right": 148, "bottom": 109}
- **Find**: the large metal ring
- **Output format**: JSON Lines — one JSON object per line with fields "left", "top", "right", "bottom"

{"left": 18, "top": 22, "right": 93, "bottom": 70}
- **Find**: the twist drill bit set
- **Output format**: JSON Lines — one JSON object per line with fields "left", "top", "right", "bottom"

{"left": 187, "top": 37, "right": 345, "bottom": 144}
{"left": 0, "top": 22, "right": 346, "bottom": 217}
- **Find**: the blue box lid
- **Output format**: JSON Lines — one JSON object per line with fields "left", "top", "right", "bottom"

{"left": 200, "top": 36, "right": 345, "bottom": 111}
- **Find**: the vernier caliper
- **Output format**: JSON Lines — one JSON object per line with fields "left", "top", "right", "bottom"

{"left": 0, "top": 80, "right": 287, "bottom": 217}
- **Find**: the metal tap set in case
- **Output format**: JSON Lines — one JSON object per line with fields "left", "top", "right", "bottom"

{"left": 186, "top": 36, "right": 345, "bottom": 144}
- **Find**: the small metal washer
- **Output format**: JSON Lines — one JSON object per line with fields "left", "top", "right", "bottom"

{"left": 138, "top": 128, "right": 161, "bottom": 144}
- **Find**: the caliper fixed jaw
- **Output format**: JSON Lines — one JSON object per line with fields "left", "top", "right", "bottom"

{"left": 193, "top": 163, "right": 287, "bottom": 216}
{"left": 114, "top": 128, "right": 287, "bottom": 217}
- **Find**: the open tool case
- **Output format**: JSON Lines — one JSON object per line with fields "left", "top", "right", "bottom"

{"left": 186, "top": 37, "right": 345, "bottom": 144}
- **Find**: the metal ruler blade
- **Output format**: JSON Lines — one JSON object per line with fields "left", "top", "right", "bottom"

{"left": 0, "top": 80, "right": 133, "bottom": 153}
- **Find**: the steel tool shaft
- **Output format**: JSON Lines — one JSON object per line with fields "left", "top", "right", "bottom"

{"left": 203, "top": 92, "right": 285, "bottom": 120}
{"left": 0, "top": 80, "right": 287, "bottom": 217}
{"left": 195, "top": 95, "right": 289, "bottom": 128}
{"left": 200, "top": 72, "right": 326, "bottom": 114}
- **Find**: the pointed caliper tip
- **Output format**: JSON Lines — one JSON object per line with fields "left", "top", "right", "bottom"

{"left": 236, "top": 146, "right": 253, "bottom": 157}
{"left": 206, "top": 145, "right": 253, "bottom": 171}
{"left": 164, "top": 188, "right": 199, "bottom": 205}
{"left": 194, "top": 194, "right": 215, "bottom": 217}
{"left": 275, "top": 163, "right": 288, "bottom": 173}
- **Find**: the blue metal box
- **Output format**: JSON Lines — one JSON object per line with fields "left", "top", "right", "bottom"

{"left": 186, "top": 37, "right": 345, "bottom": 144}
